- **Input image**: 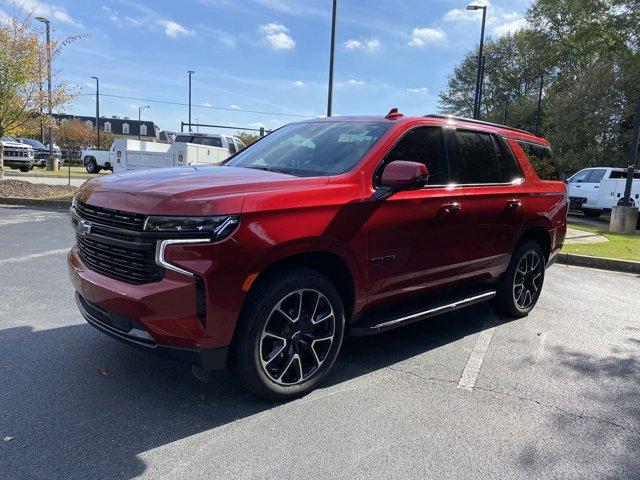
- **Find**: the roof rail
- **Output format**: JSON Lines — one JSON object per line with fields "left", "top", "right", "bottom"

{"left": 424, "top": 114, "right": 536, "bottom": 137}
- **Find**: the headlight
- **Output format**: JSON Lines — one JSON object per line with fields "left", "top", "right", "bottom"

{"left": 144, "top": 215, "right": 240, "bottom": 240}
{"left": 71, "top": 196, "right": 77, "bottom": 209}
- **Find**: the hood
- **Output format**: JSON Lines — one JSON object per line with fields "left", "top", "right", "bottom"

{"left": 76, "top": 166, "right": 329, "bottom": 216}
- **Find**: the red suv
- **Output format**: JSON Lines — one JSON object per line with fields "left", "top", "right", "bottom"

{"left": 68, "top": 112, "right": 567, "bottom": 399}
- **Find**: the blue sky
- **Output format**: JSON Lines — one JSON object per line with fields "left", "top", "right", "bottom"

{"left": 2, "top": 0, "right": 532, "bottom": 133}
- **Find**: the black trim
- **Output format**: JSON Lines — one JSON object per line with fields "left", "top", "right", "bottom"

{"left": 76, "top": 293, "right": 228, "bottom": 370}
{"left": 424, "top": 114, "right": 535, "bottom": 137}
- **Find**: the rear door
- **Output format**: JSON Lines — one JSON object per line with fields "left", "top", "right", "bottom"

{"left": 452, "top": 129, "right": 526, "bottom": 282}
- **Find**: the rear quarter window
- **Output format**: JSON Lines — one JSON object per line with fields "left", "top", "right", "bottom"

{"left": 517, "top": 141, "right": 561, "bottom": 181}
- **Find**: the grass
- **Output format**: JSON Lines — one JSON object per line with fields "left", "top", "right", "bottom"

{"left": 564, "top": 223, "right": 640, "bottom": 262}
{"left": 45, "top": 193, "right": 75, "bottom": 201}
{"left": 5, "top": 166, "right": 108, "bottom": 179}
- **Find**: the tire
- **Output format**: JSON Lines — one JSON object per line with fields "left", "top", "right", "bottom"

{"left": 492, "top": 240, "right": 546, "bottom": 318}
{"left": 582, "top": 208, "right": 602, "bottom": 218}
{"left": 85, "top": 158, "right": 100, "bottom": 174}
{"left": 19, "top": 166, "right": 30, "bottom": 172}
{"left": 229, "top": 267, "right": 346, "bottom": 400}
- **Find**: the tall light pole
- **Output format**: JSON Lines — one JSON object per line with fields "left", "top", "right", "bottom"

{"left": 138, "top": 105, "right": 149, "bottom": 140}
{"left": 36, "top": 16, "right": 55, "bottom": 170}
{"left": 534, "top": 74, "right": 544, "bottom": 136}
{"left": 187, "top": 70, "right": 194, "bottom": 132}
{"left": 38, "top": 54, "right": 44, "bottom": 143}
{"left": 91, "top": 76, "right": 100, "bottom": 148}
{"left": 326, "top": 0, "right": 337, "bottom": 117}
{"left": 467, "top": 4, "right": 487, "bottom": 120}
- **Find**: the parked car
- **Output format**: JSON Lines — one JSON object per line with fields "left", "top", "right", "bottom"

{"left": 566, "top": 167, "right": 640, "bottom": 217}
{"left": 2, "top": 136, "right": 34, "bottom": 172}
{"left": 81, "top": 133, "right": 245, "bottom": 174}
{"left": 68, "top": 111, "right": 567, "bottom": 399}
{"left": 17, "top": 138, "right": 62, "bottom": 168}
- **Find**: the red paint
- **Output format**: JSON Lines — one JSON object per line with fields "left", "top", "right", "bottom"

{"left": 69, "top": 115, "right": 567, "bottom": 355}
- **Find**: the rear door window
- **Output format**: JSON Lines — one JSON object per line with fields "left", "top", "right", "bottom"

{"left": 455, "top": 130, "right": 505, "bottom": 184}
{"left": 517, "top": 141, "right": 562, "bottom": 181}
{"left": 379, "top": 126, "right": 450, "bottom": 185}
{"left": 586, "top": 169, "right": 606, "bottom": 184}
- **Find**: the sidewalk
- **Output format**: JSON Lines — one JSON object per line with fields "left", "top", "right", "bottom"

{"left": 3, "top": 174, "right": 87, "bottom": 188}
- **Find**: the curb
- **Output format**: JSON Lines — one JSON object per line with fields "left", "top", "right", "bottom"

{"left": 556, "top": 252, "right": 640, "bottom": 275}
{"left": 4, "top": 172, "right": 98, "bottom": 180}
{"left": 0, "top": 197, "right": 71, "bottom": 209}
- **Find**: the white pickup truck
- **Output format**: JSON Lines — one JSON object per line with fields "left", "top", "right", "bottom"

{"left": 80, "top": 133, "right": 245, "bottom": 174}
{"left": 567, "top": 167, "right": 640, "bottom": 217}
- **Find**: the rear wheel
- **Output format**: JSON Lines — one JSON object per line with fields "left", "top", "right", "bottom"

{"left": 19, "top": 166, "right": 30, "bottom": 172}
{"left": 229, "top": 267, "right": 345, "bottom": 400}
{"left": 85, "top": 158, "right": 100, "bottom": 174}
{"left": 493, "top": 240, "right": 545, "bottom": 318}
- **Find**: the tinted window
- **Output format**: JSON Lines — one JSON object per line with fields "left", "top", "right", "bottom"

{"left": 586, "top": 169, "right": 606, "bottom": 183}
{"left": 609, "top": 170, "right": 640, "bottom": 179}
{"left": 227, "top": 138, "right": 237, "bottom": 154}
{"left": 174, "top": 135, "right": 191, "bottom": 143}
{"left": 379, "top": 127, "right": 449, "bottom": 185}
{"left": 517, "top": 141, "right": 561, "bottom": 181}
{"left": 456, "top": 130, "right": 502, "bottom": 184}
{"left": 225, "top": 121, "right": 391, "bottom": 177}
{"left": 196, "top": 137, "right": 223, "bottom": 147}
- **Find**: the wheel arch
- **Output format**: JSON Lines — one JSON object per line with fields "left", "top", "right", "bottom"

{"left": 517, "top": 226, "right": 552, "bottom": 261}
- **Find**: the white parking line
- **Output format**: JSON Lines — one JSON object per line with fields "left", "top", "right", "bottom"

{"left": 0, "top": 248, "right": 69, "bottom": 266}
{"left": 457, "top": 314, "right": 500, "bottom": 391}
{"left": 0, "top": 212, "right": 66, "bottom": 227}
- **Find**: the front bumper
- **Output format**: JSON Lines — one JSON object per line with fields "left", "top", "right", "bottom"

{"left": 76, "top": 291, "right": 228, "bottom": 369}
{"left": 6, "top": 159, "right": 33, "bottom": 167}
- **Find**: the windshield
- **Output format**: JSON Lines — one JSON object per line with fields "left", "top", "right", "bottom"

{"left": 224, "top": 121, "right": 391, "bottom": 177}
{"left": 2, "top": 136, "right": 17, "bottom": 143}
{"left": 19, "top": 138, "right": 46, "bottom": 149}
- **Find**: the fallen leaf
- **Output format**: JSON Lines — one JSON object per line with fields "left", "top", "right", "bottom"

{"left": 3, "top": 436, "right": 13, "bottom": 443}
{"left": 98, "top": 369, "right": 110, "bottom": 376}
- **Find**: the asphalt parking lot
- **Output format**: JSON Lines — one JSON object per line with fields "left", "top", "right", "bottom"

{"left": 1, "top": 205, "right": 639, "bottom": 479}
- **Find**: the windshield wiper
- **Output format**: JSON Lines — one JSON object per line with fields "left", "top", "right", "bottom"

{"left": 243, "top": 165, "right": 298, "bottom": 176}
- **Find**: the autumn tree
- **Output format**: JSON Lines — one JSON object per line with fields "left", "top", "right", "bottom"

{"left": 235, "top": 131, "right": 261, "bottom": 148}
{"left": 55, "top": 120, "right": 95, "bottom": 154}
{"left": 0, "top": 11, "right": 78, "bottom": 178}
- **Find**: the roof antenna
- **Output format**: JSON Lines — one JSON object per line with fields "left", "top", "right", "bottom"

{"left": 385, "top": 108, "right": 404, "bottom": 120}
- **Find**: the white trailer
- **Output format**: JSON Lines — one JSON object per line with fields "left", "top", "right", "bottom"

{"left": 567, "top": 167, "right": 640, "bottom": 217}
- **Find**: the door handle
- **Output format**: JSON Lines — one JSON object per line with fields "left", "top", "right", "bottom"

{"left": 506, "top": 199, "right": 522, "bottom": 209}
{"left": 441, "top": 202, "right": 461, "bottom": 214}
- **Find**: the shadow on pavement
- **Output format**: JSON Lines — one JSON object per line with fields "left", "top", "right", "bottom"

{"left": 0, "top": 303, "right": 496, "bottom": 479}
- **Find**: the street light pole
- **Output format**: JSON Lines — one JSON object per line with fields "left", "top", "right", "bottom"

{"left": 326, "top": 0, "right": 337, "bottom": 117}
{"left": 187, "top": 70, "right": 194, "bottom": 132}
{"left": 91, "top": 76, "right": 100, "bottom": 148}
{"left": 36, "top": 16, "right": 55, "bottom": 170}
{"left": 138, "top": 105, "right": 149, "bottom": 140}
{"left": 534, "top": 74, "right": 544, "bottom": 136}
{"left": 621, "top": 94, "right": 640, "bottom": 207}
{"left": 467, "top": 4, "right": 487, "bottom": 120}
{"left": 38, "top": 54, "right": 44, "bottom": 144}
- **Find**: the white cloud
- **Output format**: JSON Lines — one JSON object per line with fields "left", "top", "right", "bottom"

{"left": 344, "top": 38, "right": 381, "bottom": 52}
{"left": 6, "top": 0, "right": 82, "bottom": 27}
{"left": 347, "top": 79, "right": 365, "bottom": 86}
{"left": 293, "top": 80, "right": 304, "bottom": 87}
{"left": 260, "top": 23, "right": 295, "bottom": 50}
{"left": 157, "top": 20, "right": 194, "bottom": 38}
{"left": 202, "top": 102, "right": 213, "bottom": 107}
{"left": 229, "top": 104, "right": 241, "bottom": 109}
{"left": 408, "top": 27, "right": 446, "bottom": 47}
{"left": 125, "top": 16, "right": 142, "bottom": 26}
{"left": 248, "top": 122, "right": 266, "bottom": 128}
{"left": 406, "top": 87, "right": 429, "bottom": 93}
{"left": 492, "top": 18, "right": 526, "bottom": 36}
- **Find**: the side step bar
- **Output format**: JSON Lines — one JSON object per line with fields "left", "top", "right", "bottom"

{"left": 350, "top": 290, "right": 496, "bottom": 337}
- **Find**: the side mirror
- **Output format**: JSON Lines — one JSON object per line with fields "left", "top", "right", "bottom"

{"left": 374, "top": 160, "right": 429, "bottom": 200}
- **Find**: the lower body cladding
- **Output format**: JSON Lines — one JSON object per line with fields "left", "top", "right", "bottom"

{"left": 67, "top": 247, "right": 240, "bottom": 370}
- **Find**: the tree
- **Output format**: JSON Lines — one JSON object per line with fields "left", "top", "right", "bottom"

{"left": 0, "top": 12, "right": 78, "bottom": 178}
{"left": 98, "top": 131, "right": 116, "bottom": 150}
{"left": 235, "top": 131, "right": 261, "bottom": 148}
{"left": 55, "top": 120, "right": 95, "bottom": 154}
{"left": 438, "top": 0, "right": 640, "bottom": 173}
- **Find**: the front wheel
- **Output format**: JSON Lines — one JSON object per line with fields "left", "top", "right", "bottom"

{"left": 493, "top": 240, "right": 545, "bottom": 318}
{"left": 19, "top": 166, "right": 30, "bottom": 172}
{"left": 229, "top": 267, "right": 345, "bottom": 400}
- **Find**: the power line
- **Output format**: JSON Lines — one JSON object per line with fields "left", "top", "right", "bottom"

{"left": 77, "top": 93, "right": 313, "bottom": 119}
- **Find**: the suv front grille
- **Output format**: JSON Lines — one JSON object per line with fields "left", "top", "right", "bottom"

{"left": 76, "top": 234, "right": 162, "bottom": 284}
{"left": 75, "top": 201, "right": 146, "bottom": 231}
{"left": 73, "top": 201, "right": 162, "bottom": 284}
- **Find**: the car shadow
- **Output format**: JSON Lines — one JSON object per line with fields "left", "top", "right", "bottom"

{"left": 1, "top": 302, "right": 499, "bottom": 479}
